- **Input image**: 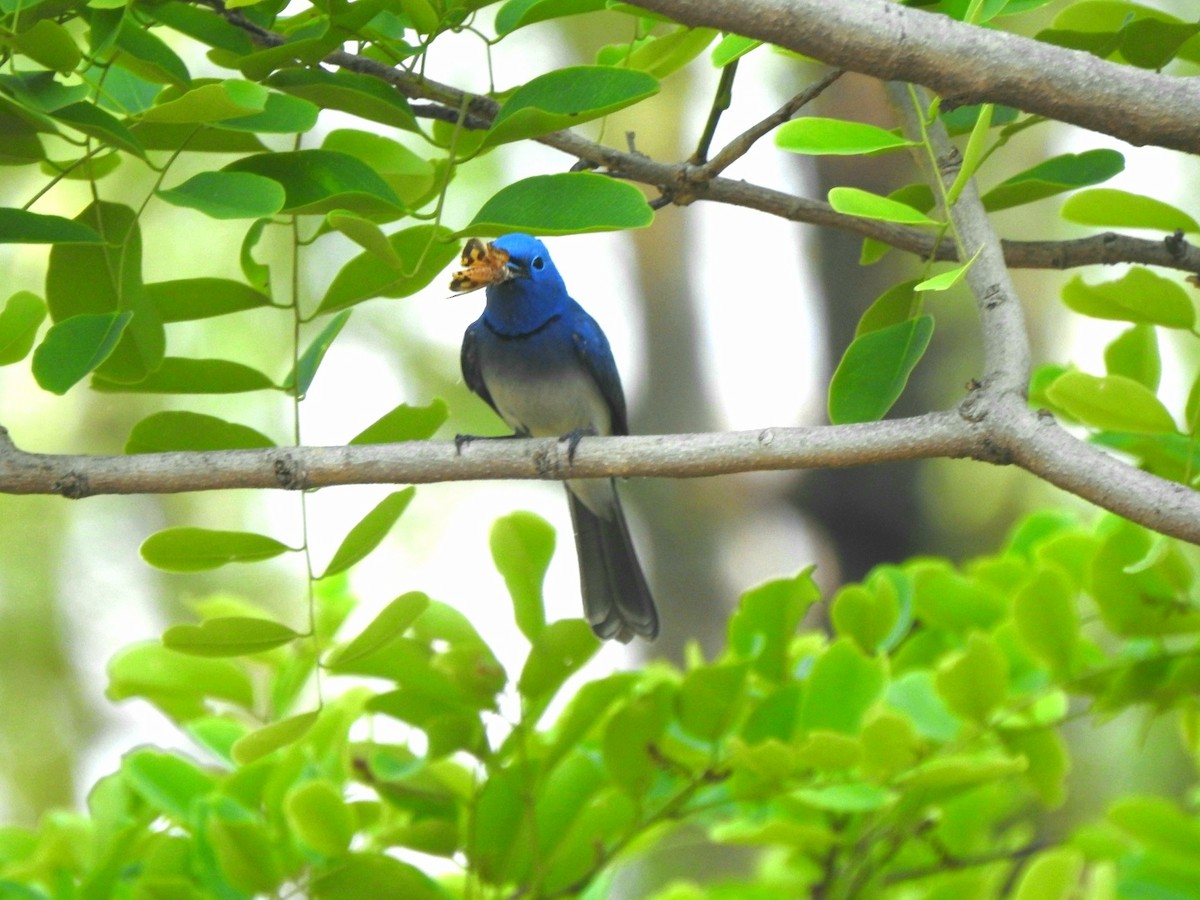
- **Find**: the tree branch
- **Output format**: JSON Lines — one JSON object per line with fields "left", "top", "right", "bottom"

{"left": 629, "top": 0, "right": 1200, "bottom": 155}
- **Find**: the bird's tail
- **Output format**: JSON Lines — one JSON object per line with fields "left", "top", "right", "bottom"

{"left": 567, "top": 481, "right": 659, "bottom": 643}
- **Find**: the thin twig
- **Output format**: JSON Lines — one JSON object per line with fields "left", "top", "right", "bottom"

{"left": 688, "top": 59, "right": 739, "bottom": 166}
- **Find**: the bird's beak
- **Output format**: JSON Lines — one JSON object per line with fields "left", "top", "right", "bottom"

{"left": 449, "top": 238, "right": 515, "bottom": 294}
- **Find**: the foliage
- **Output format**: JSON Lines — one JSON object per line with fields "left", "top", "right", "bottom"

{"left": 1, "top": 0, "right": 1200, "bottom": 896}
{"left": 4, "top": 511, "right": 1200, "bottom": 897}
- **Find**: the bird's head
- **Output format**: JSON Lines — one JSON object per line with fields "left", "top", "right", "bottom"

{"left": 449, "top": 233, "right": 565, "bottom": 297}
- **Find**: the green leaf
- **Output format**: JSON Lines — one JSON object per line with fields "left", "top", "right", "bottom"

{"left": 231, "top": 711, "right": 319, "bottom": 764}
{"left": 1061, "top": 188, "right": 1200, "bottom": 233}
{"left": 798, "top": 639, "right": 886, "bottom": 734}
{"left": 914, "top": 245, "right": 982, "bottom": 291}
{"left": 678, "top": 663, "right": 748, "bottom": 742}
{"left": 163, "top": 616, "right": 300, "bottom": 657}
{"left": 107, "top": 641, "right": 254, "bottom": 715}
{"left": 860, "top": 184, "right": 935, "bottom": 263}
{"left": 517, "top": 619, "right": 599, "bottom": 706}
{"left": 214, "top": 91, "right": 319, "bottom": 134}
{"left": 92, "top": 357, "right": 275, "bottom": 393}
{"left": 126, "top": 411, "right": 274, "bottom": 453}
{"left": 598, "top": 27, "right": 717, "bottom": 79}
{"left": 775, "top": 117, "right": 915, "bottom": 155}
{"left": 113, "top": 19, "right": 191, "bottom": 86}
{"left": 602, "top": 683, "right": 674, "bottom": 794}
{"left": 0, "top": 208, "right": 102, "bottom": 244}
{"left": 145, "top": 278, "right": 272, "bottom": 322}
{"left": 491, "top": 511, "right": 555, "bottom": 642}
{"left": 14, "top": 20, "right": 82, "bottom": 73}
{"left": 225, "top": 150, "right": 404, "bottom": 221}
{"left": 143, "top": 2, "right": 256, "bottom": 55}
{"left": 266, "top": 68, "right": 418, "bottom": 132}
{"left": 321, "top": 488, "right": 415, "bottom": 578}
{"left": 1001, "top": 726, "right": 1070, "bottom": 808}
{"left": 828, "top": 316, "right": 934, "bottom": 424}
{"left": 831, "top": 582, "right": 899, "bottom": 655}
{"left": 158, "top": 171, "right": 286, "bottom": 219}
{"left": 495, "top": 0, "right": 608, "bottom": 34}
{"left": 318, "top": 224, "right": 458, "bottom": 313}
{"left": 465, "top": 173, "right": 653, "bottom": 235}
{"left": 141, "top": 80, "right": 267, "bottom": 124}
{"left": 1012, "top": 567, "right": 1079, "bottom": 677}
{"left": 284, "top": 779, "right": 354, "bottom": 855}
{"left": 981, "top": 149, "right": 1124, "bottom": 211}
{"left": 1045, "top": 371, "right": 1177, "bottom": 434}
{"left": 122, "top": 749, "right": 216, "bottom": 821}
{"left": 311, "top": 852, "right": 448, "bottom": 900}
{"left": 141, "top": 527, "right": 291, "bottom": 571}
{"left": 484, "top": 67, "right": 659, "bottom": 148}
{"left": 204, "top": 799, "right": 282, "bottom": 894}
{"left": 350, "top": 399, "right": 448, "bottom": 445}
{"left": 1013, "top": 848, "right": 1085, "bottom": 900}
{"left": 1105, "top": 324, "right": 1160, "bottom": 390}
{"left": 829, "top": 186, "right": 941, "bottom": 226}
{"left": 327, "top": 592, "right": 430, "bottom": 668}
{"left": 856, "top": 280, "right": 919, "bottom": 337}
{"left": 0, "top": 292, "right": 47, "bottom": 364}
{"left": 1061, "top": 267, "right": 1194, "bottom": 329}
{"left": 290, "top": 309, "right": 351, "bottom": 397}
{"left": 935, "top": 632, "right": 1009, "bottom": 723}
{"left": 712, "top": 33, "right": 762, "bottom": 67}
{"left": 729, "top": 569, "right": 821, "bottom": 680}
{"left": 1119, "top": 18, "right": 1200, "bottom": 69}
{"left": 1108, "top": 795, "right": 1200, "bottom": 860}
{"left": 32, "top": 311, "right": 132, "bottom": 394}
{"left": 51, "top": 101, "right": 145, "bottom": 158}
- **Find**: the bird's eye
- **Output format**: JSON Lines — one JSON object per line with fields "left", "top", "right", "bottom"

{"left": 531, "top": 256, "right": 545, "bottom": 271}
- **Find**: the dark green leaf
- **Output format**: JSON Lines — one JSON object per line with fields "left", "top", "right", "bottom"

{"left": 981, "top": 149, "right": 1124, "bottom": 211}
{"left": 465, "top": 173, "right": 652, "bottom": 235}
{"left": 113, "top": 19, "right": 191, "bottom": 85}
{"left": 126, "top": 411, "right": 274, "bottom": 453}
{"left": 145, "top": 277, "right": 272, "bottom": 322}
{"left": 0, "top": 208, "right": 100, "bottom": 245}
{"left": 318, "top": 224, "right": 458, "bottom": 313}
{"left": 14, "top": 20, "right": 81, "bottom": 73}
{"left": 490, "top": 511, "right": 555, "bottom": 641}
{"left": 214, "top": 91, "right": 319, "bottom": 134}
{"left": 51, "top": 101, "right": 145, "bottom": 158}
{"left": 158, "top": 171, "right": 286, "bottom": 219}
{"left": 163, "top": 616, "right": 300, "bottom": 657}
{"left": 855, "top": 280, "right": 919, "bottom": 337}
{"left": 266, "top": 68, "right": 418, "bottom": 132}
{"left": 224, "top": 149, "right": 405, "bottom": 220}
{"left": 321, "top": 488, "right": 415, "bottom": 578}
{"left": 32, "top": 311, "right": 131, "bottom": 394}
{"left": 322, "top": 131, "right": 435, "bottom": 205}
{"left": 92, "top": 357, "right": 275, "bottom": 393}
{"left": 828, "top": 316, "right": 934, "bottom": 423}
{"left": 350, "top": 399, "right": 448, "bottom": 445}
{"left": 1119, "top": 18, "right": 1200, "bottom": 69}
{"left": 141, "top": 527, "right": 291, "bottom": 571}
{"left": 0, "top": 292, "right": 46, "bottom": 365}
{"left": 496, "top": 0, "right": 607, "bottom": 33}
{"left": 289, "top": 310, "right": 351, "bottom": 397}
{"left": 143, "top": 2, "right": 256, "bottom": 55}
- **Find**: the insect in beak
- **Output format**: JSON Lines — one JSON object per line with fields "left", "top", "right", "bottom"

{"left": 449, "top": 238, "right": 513, "bottom": 294}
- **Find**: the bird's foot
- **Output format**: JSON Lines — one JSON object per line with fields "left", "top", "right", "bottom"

{"left": 454, "top": 432, "right": 524, "bottom": 456}
{"left": 560, "top": 427, "right": 596, "bottom": 464}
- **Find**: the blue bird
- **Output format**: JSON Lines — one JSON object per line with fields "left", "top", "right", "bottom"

{"left": 450, "top": 233, "right": 659, "bottom": 643}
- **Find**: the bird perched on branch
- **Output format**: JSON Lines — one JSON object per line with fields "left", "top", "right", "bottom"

{"left": 449, "top": 233, "right": 659, "bottom": 643}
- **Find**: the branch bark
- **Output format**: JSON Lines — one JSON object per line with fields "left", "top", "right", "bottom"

{"left": 629, "top": 0, "right": 1200, "bottom": 155}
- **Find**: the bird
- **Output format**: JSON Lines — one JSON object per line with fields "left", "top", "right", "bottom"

{"left": 449, "top": 233, "right": 659, "bottom": 643}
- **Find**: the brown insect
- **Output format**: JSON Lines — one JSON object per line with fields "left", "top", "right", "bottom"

{"left": 449, "top": 238, "right": 512, "bottom": 293}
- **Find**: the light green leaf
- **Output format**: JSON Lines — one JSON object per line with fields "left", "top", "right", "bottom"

{"left": 1045, "top": 371, "right": 1177, "bottom": 434}
{"left": 141, "top": 527, "right": 291, "bottom": 571}
{"left": 712, "top": 33, "right": 762, "bottom": 67}
{"left": 831, "top": 583, "right": 899, "bottom": 655}
{"left": 517, "top": 619, "right": 599, "bottom": 705}
{"left": 310, "top": 852, "right": 447, "bottom": 900}
{"left": 776, "top": 117, "right": 914, "bottom": 155}
{"left": 798, "top": 639, "right": 886, "bottom": 734}
{"left": 321, "top": 489, "right": 415, "bottom": 578}
{"left": 495, "top": 0, "right": 607, "bottom": 33}
{"left": 350, "top": 399, "right": 448, "bottom": 445}
{"left": 158, "top": 171, "right": 285, "bottom": 219}
{"left": 122, "top": 749, "right": 217, "bottom": 822}
{"left": 491, "top": 512, "right": 555, "bottom": 642}
{"left": 163, "top": 616, "right": 300, "bottom": 657}
{"left": 1012, "top": 567, "right": 1079, "bottom": 677}
{"left": 484, "top": 67, "right": 659, "bottom": 148}
{"left": 828, "top": 316, "right": 934, "bottom": 424}
{"left": 107, "top": 642, "right": 254, "bottom": 713}
{"left": 1013, "top": 848, "right": 1085, "bottom": 900}
{"left": 1105, "top": 324, "right": 1160, "bottom": 390}
{"left": 284, "top": 780, "right": 354, "bottom": 855}
{"left": 231, "top": 711, "right": 319, "bottom": 764}
{"left": 213, "top": 92, "right": 319, "bottom": 134}
{"left": 1061, "top": 188, "right": 1200, "bottom": 233}
{"left": 855, "top": 280, "right": 919, "bottom": 337}
{"left": 914, "top": 245, "right": 982, "bottom": 291}
{"left": 678, "top": 663, "right": 748, "bottom": 741}
{"left": 141, "top": 80, "right": 267, "bottom": 124}
{"left": 32, "top": 311, "right": 132, "bottom": 394}
{"left": 318, "top": 224, "right": 458, "bottom": 313}
{"left": 728, "top": 569, "right": 820, "bottom": 681}
{"left": 14, "top": 20, "right": 82, "bottom": 73}
{"left": 466, "top": 173, "right": 653, "bottom": 235}
{"left": 935, "top": 632, "right": 1009, "bottom": 723}
{"left": 829, "top": 186, "right": 941, "bottom": 225}
{"left": 327, "top": 592, "right": 430, "bottom": 668}
{"left": 126, "top": 411, "right": 274, "bottom": 453}
{"left": 1061, "top": 267, "right": 1194, "bottom": 329}
{"left": 0, "top": 292, "right": 47, "bottom": 364}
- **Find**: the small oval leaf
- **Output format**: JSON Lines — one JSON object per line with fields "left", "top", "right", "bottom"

{"left": 163, "top": 616, "right": 301, "bottom": 658}
{"left": 141, "top": 527, "right": 291, "bottom": 571}
{"left": 828, "top": 316, "right": 935, "bottom": 424}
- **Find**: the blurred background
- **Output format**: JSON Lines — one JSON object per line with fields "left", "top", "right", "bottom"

{"left": 0, "top": 0, "right": 1195, "bottom": 846}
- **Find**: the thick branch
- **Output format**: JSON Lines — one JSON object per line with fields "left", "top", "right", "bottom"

{"left": 630, "top": 0, "right": 1200, "bottom": 154}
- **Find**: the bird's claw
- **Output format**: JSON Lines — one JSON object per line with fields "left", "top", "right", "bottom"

{"left": 561, "top": 427, "right": 595, "bottom": 464}
{"left": 454, "top": 433, "right": 475, "bottom": 455}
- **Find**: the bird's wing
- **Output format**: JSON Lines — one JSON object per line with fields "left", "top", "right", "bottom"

{"left": 570, "top": 305, "right": 630, "bottom": 436}
{"left": 461, "top": 319, "right": 498, "bottom": 413}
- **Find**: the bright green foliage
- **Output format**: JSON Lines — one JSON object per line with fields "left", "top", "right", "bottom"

{"left": 5, "top": 511, "right": 1200, "bottom": 896}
